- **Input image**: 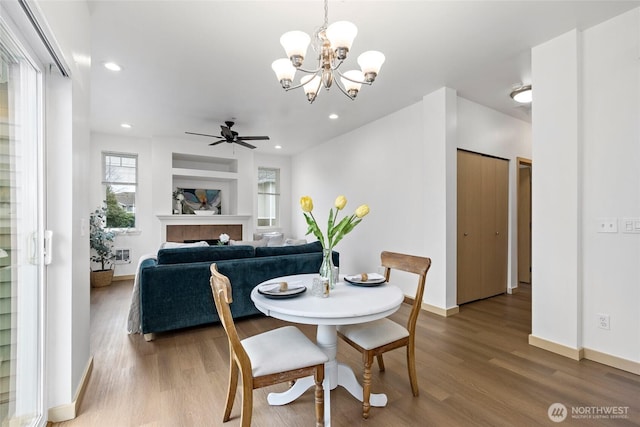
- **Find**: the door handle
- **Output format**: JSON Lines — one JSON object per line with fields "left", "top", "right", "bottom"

{"left": 463, "top": 232, "right": 468, "bottom": 236}
{"left": 44, "top": 230, "right": 53, "bottom": 265}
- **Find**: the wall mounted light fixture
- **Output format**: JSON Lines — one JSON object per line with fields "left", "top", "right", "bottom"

{"left": 510, "top": 84, "right": 532, "bottom": 103}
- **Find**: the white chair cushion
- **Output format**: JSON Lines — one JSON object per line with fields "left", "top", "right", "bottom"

{"left": 337, "top": 318, "right": 409, "bottom": 350}
{"left": 242, "top": 326, "right": 328, "bottom": 377}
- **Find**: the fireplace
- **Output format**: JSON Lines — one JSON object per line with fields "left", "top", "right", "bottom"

{"left": 156, "top": 214, "right": 251, "bottom": 243}
{"left": 166, "top": 224, "right": 242, "bottom": 243}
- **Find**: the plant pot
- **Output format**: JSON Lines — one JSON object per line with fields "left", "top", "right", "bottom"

{"left": 91, "top": 269, "right": 114, "bottom": 288}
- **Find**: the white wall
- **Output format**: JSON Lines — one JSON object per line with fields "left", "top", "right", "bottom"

{"left": 292, "top": 92, "right": 531, "bottom": 309}
{"left": 581, "top": 10, "right": 639, "bottom": 361}
{"left": 531, "top": 9, "right": 640, "bottom": 366}
{"left": 36, "top": 0, "right": 92, "bottom": 416}
{"left": 532, "top": 29, "right": 582, "bottom": 351}
{"left": 581, "top": 8, "right": 640, "bottom": 363}
{"left": 292, "top": 102, "right": 427, "bottom": 298}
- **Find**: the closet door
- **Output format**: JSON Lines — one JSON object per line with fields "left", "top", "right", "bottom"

{"left": 485, "top": 156, "right": 509, "bottom": 298}
{"left": 457, "top": 150, "right": 509, "bottom": 304}
{"left": 457, "top": 151, "right": 484, "bottom": 304}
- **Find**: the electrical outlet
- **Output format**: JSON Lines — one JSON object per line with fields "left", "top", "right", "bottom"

{"left": 597, "top": 313, "right": 610, "bottom": 330}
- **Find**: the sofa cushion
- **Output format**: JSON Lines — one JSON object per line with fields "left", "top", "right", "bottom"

{"left": 160, "top": 241, "right": 209, "bottom": 249}
{"left": 255, "top": 241, "right": 323, "bottom": 257}
{"left": 157, "top": 245, "right": 255, "bottom": 265}
{"left": 253, "top": 231, "right": 285, "bottom": 246}
{"left": 229, "top": 239, "right": 267, "bottom": 248}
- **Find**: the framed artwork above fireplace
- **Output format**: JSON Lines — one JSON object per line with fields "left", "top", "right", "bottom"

{"left": 180, "top": 188, "right": 221, "bottom": 214}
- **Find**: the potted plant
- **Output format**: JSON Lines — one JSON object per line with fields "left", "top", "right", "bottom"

{"left": 90, "top": 205, "right": 116, "bottom": 287}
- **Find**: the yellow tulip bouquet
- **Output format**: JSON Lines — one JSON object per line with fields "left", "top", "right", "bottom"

{"left": 300, "top": 195, "right": 370, "bottom": 250}
{"left": 300, "top": 195, "right": 369, "bottom": 289}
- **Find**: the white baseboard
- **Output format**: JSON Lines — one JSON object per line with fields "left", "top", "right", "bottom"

{"left": 583, "top": 348, "right": 640, "bottom": 375}
{"left": 422, "top": 302, "right": 459, "bottom": 317}
{"left": 529, "top": 335, "right": 640, "bottom": 375}
{"left": 48, "top": 356, "right": 93, "bottom": 422}
{"left": 528, "top": 334, "right": 583, "bottom": 360}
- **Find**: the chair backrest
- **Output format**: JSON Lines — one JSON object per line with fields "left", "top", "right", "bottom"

{"left": 380, "top": 251, "right": 432, "bottom": 334}
{"left": 210, "top": 263, "right": 251, "bottom": 370}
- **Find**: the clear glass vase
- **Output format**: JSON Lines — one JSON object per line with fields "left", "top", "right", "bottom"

{"left": 319, "top": 248, "right": 336, "bottom": 290}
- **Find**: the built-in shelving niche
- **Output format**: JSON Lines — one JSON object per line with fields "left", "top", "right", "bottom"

{"left": 171, "top": 153, "right": 239, "bottom": 215}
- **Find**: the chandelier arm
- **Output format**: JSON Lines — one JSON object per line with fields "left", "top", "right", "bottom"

{"left": 283, "top": 74, "right": 320, "bottom": 92}
{"left": 335, "top": 68, "right": 373, "bottom": 86}
{"left": 329, "top": 58, "right": 343, "bottom": 71}
{"left": 296, "top": 66, "right": 322, "bottom": 75}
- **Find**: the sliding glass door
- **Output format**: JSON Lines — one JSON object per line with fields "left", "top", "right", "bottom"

{"left": 0, "top": 16, "right": 45, "bottom": 427}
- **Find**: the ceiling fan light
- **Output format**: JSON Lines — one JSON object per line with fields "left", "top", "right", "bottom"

{"left": 341, "top": 70, "right": 364, "bottom": 96}
{"left": 280, "top": 31, "right": 310, "bottom": 66}
{"left": 510, "top": 85, "right": 532, "bottom": 103}
{"left": 272, "top": 58, "right": 297, "bottom": 88}
{"left": 326, "top": 21, "right": 357, "bottom": 58}
{"left": 357, "top": 51, "right": 385, "bottom": 82}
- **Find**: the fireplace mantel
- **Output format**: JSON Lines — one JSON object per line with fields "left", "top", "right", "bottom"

{"left": 156, "top": 214, "right": 252, "bottom": 242}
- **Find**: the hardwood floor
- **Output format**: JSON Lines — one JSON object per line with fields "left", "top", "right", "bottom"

{"left": 54, "top": 281, "right": 640, "bottom": 426}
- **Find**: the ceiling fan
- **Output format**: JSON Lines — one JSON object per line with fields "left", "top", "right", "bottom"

{"left": 185, "top": 121, "right": 270, "bottom": 149}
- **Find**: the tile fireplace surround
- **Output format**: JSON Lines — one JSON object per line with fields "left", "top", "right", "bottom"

{"left": 156, "top": 214, "right": 251, "bottom": 243}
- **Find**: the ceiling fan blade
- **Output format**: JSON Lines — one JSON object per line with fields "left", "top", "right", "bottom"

{"left": 235, "top": 140, "right": 256, "bottom": 149}
{"left": 237, "top": 136, "right": 270, "bottom": 141}
{"left": 185, "top": 131, "right": 220, "bottom": 138}
{"left": 208, "top": 140, "right": 225, "bottom": 146}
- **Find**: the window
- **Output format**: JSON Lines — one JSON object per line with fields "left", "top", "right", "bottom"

{"left": 103, "top": 152, "right": 137, "bottom": 228}
{"left": 257, "top": 167, "right": 279, "bottom": 227}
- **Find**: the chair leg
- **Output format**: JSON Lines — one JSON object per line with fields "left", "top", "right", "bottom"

{"left": 240, "top": 372, "right": 253, "bottom": 427}
{"left": 314, "top": 364, "right": 325, "bottom": 427}
{"left": 376, "top": 354, "right": 385, "bottom": 372}
{"left": 362, "top": 351, "right": 374, "bottom": 419}
{"left": 407, "top": 344, "right": 419, "bottom": 396}
{"left": 223, "top": 358, "right": 239, "bottom": 422}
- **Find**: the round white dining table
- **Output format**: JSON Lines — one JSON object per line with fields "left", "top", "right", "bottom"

{"left": 250, "top": 273, "right": 404, "bottom": 426}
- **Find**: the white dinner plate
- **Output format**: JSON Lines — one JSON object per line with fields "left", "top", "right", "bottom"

{"left": 257, "top": 282, "right": 307, "bottom": 298}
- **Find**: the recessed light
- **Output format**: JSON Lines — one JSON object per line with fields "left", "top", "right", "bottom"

{"left": 329, "top": 113, "right": 339, "bottom": 120}
{"left": 275, "top": 145, "right": 282, "bottom": 149}
{"left": 104, "top": 62, "right": 122, "bottom": 71}
{"left": 121, "top": 123, "right": 132, "bottom": 129}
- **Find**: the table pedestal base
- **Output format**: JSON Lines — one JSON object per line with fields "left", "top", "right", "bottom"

{"left": 266, "top": 324, "right": 388, "bottom": 426}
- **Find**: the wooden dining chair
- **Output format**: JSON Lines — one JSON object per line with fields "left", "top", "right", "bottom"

{"left": 337, "top": 251, "right": 431, "bottom": 419}
{"left": 209, "top": 264, "right": 328, "bottom": 427}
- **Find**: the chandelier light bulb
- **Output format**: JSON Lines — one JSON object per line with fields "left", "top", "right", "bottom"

{"left": 280, "top": 31, "right": 311, "bottom": 67}
{"left": 357, "top": 51, "right": 385, "bottom": 82}
{"left": 272, "top": 58, "right": 297, "bottom": 88}
{"left": 301, "top": 74, "right": 322, "bottom": 102}
{"left": 341, "top": 70, "right": 364, "bottom": 98}
{"left": 326, "top": 21, "right": 357, "bottom": 60}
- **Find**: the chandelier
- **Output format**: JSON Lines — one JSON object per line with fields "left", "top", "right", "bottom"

{"left": 271, "top": 0, "right": 385, "bottom": 103}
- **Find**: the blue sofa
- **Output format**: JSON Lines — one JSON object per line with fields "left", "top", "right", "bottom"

{"left": 138, "top": 241, "right": 338, "bottom": 340}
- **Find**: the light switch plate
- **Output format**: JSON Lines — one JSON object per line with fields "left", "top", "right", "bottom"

{"left": 622, "top": 218, "right": 640, "bottom": 234}
{"left": 597, "top": 218, "right": 618, "bottom": 233}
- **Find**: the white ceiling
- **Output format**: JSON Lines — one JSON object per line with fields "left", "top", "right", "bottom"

{"left": 89, "top": 1, "right": 639, "bottom": 155}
